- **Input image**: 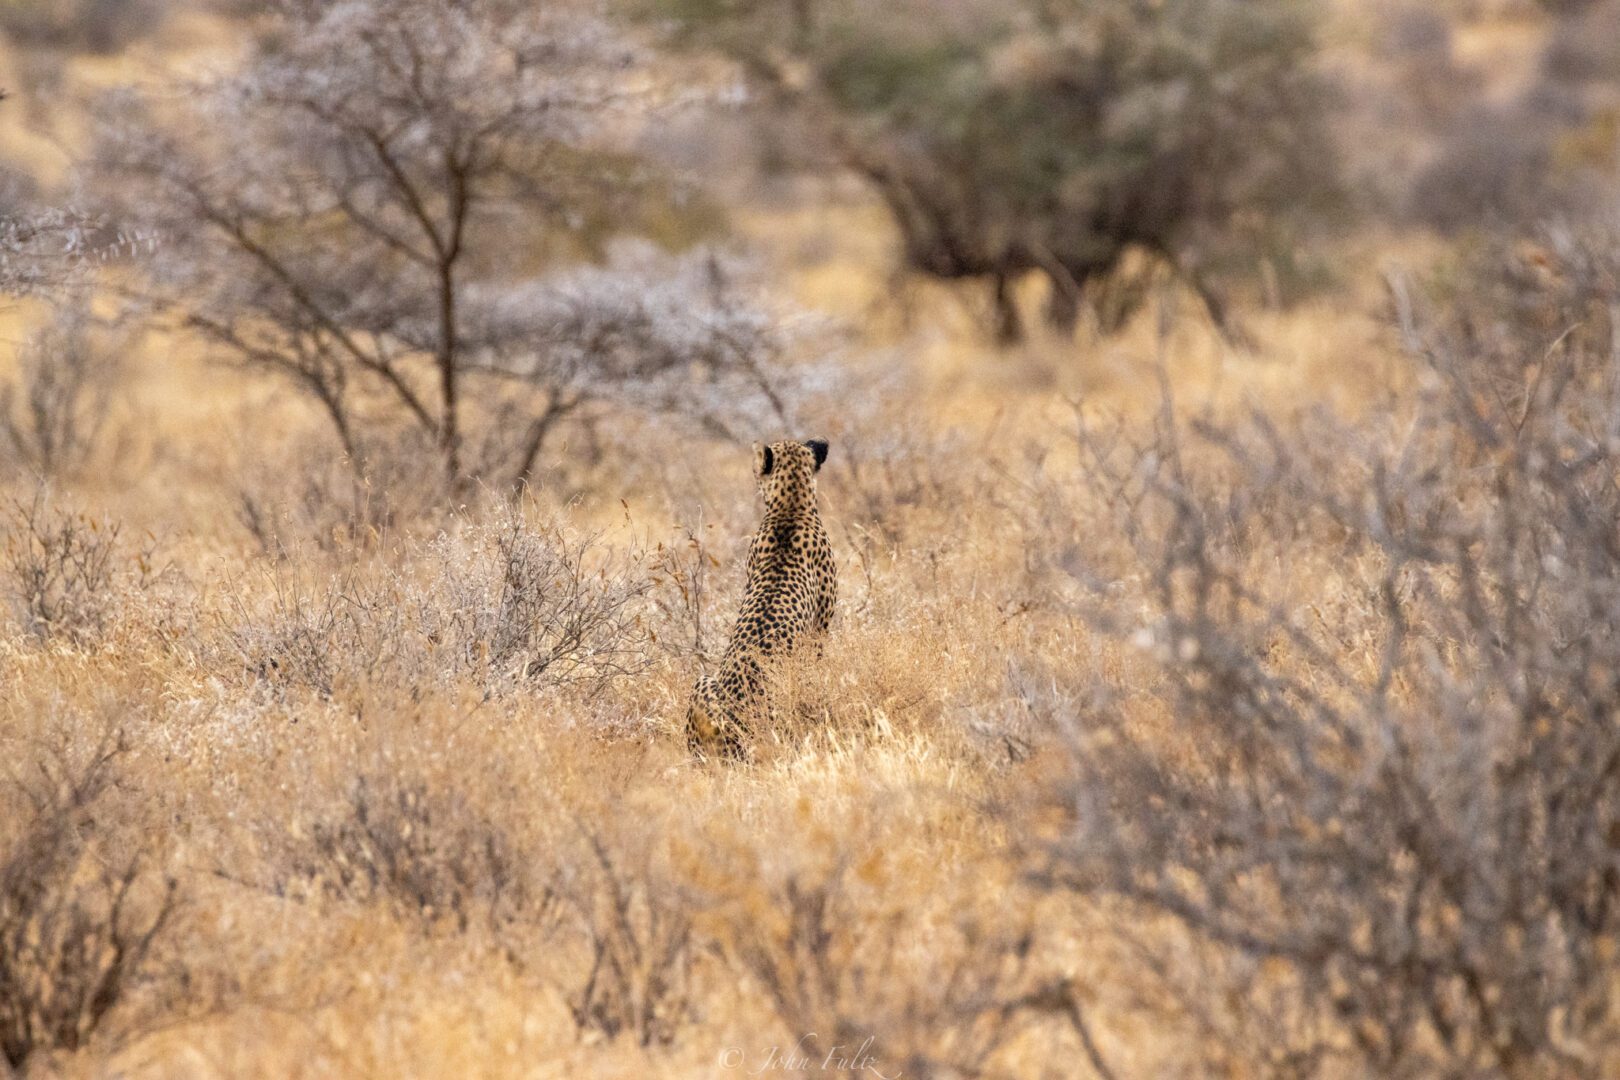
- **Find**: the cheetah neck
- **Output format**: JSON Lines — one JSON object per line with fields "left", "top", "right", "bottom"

{"left": 761, "top": 488, "right": 817, "bottom": 522}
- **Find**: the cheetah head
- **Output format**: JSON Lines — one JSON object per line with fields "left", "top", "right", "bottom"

{"left": 754, "top": 438, "right": 828, "bottom": 510}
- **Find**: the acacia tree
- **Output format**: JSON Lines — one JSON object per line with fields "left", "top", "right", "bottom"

{"left": 97, "top": 0, "right": 798, "bottom": 492}
{"left": 665, "top": 0, "right": 1338, "bottom": 343}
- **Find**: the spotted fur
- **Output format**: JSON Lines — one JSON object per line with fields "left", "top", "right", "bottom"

{"left": 686, "top": 438, "right": 836, "bottom": 759}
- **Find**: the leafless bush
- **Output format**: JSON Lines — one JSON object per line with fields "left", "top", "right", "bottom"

{"left": 285, "top": 776, "right": 543, "bottom": 935}
{"left": 1026, "top": 232, "right": 1620, "bottom": 1076}
{"left": 553, "top": 823, "right": 697, "bottom": 1048}
{"left": 1, "top": 298, "right": 125, "bottom": 478}
{"left": 829, "top": 428, "right": 974, "bottom": 545}
{"left": 647, "top": 522, "right": 723, "bottom": 662}
{"left": 221, "top": 561, "right": 389, "bottom": 699}
{"left": 2, "top": 488, "right": 126, "bottom": 644}
{"left": 0, "top": 736, "right": 179, "bottom": 1072}
{"left": 430, "top": 513, "right": 653, "bottom": 692}
{"left": 712, "top": 847, "right": 1069, "bottom": 1079}
{"left": 235, "top": 427, "right": 455, "bottom": 558}
{"left": 225, "top": 506, "right": 653, "bottom": 699}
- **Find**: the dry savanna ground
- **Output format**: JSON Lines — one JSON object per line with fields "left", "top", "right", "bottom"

{"left": 3, "top": 4, "right": 1619, "bottom": 1079}
{"left": 0, "top": 218, "right": 1421, "bottom": 1078}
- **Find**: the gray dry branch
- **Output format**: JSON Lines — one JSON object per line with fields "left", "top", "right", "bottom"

{"left": 0, "top": 205, "right": 106, "bottom": 299}
{"left": 0, "top": 736, "right": 179, "bottom": 1073}
{"left": 0, "top": 297, "right": 125, "bottom": 478}
{"left": 1028, "top": 229, "right": 1620, "bottom": 1077}
{"left": 284, "top": 776, "right": 548, "bottom": 936}
{"left": 2, "top": 488, "right": 124, "bottom": 645}
{"left": 225, "top": 506, "right": 653, "bottom": 701}
{"left": 0, "top": 166, "right": 151, "bottom": 300}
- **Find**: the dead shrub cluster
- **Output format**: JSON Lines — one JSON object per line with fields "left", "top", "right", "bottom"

{"left": 224, "top": 506, "right": 653, "bottom": 700}
{"left": 551, "top": 819, "right": 699, "bottom": 1048}
{"left": 282, "top": 774, "right": 542, "bottom": 936}
{"left": 0, "top": 736, "right": 179, "bottom": 1073}
{"left": 678, "top": 781, "right": 1101, "bottom": 1080}
{"left": 1027, "top": 230, "right": 1620, "bottom": 1076}
{"left": 1, "top": 486, "right": 158, "bottom": 646}
{"left": 0, "top": 297, "right": 125, "bottom": 479}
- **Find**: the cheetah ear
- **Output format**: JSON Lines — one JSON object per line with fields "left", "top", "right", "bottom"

{"left": 755, "top": 442, "right": 775, "bottom": 476}
{"left": 804, "top": 438, "right": 829, "bottom": 471}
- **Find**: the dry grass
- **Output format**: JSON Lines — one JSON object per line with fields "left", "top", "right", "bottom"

{"left": 0, "top": 173, "right": 1474, "bottom": 1075}
{"left": 4, "top": 8, "right": 1617, "bottom": 1078}
{"left": 0, "top": 252, "right": 1413, "bottom": 1078}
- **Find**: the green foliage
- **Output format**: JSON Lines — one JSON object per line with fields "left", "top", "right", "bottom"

{"left": 662, "top": 0, "right": 1340, "bottom": 339}
{"left": 819, "top": 37, "right": 980, "bottom": 117}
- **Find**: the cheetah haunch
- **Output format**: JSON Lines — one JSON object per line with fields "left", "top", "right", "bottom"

{"left": 686, "top": 438, "right": 835, "bottom": 760}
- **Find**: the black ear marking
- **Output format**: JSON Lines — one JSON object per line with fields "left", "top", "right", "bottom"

{"left": 805, "top": 439, "right": 829, "bottom": 470}
{"left": 759, "top": 444, "right": 775, "bottom": 476}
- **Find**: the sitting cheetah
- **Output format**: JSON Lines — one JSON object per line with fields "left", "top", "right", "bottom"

{"left": 686, "top": 438, "right": 836, "bottom": 759}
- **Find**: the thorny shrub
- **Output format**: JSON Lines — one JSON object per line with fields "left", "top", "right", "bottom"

{"left": 225, "top": 505, "right": 652, "bottom": 700}
{"left": 283, "top": 775, "right": 545, "bottom": 936}
{"left": 647, "top": 520, "right": 726, "bottom": 664}
{"left": 1025, "top": 227, "right": 1620, "bottom": 1077}
{"left": 0, "top": 735, "right": 179, "bottom": 1072}
{"left": 234, "top": 426, "right": 451, "bottom": 558}
{"left": 1, "top": 487, "right": 156, "bottom": 645}
{"left": 700, "top": 797, "right": 1094, "bottom": 1080}
{"left": 0, "top": 297, "right": 125, "bottom": 478}
{"left": 552, "top": 820, "right": 698, "bottom": 1048}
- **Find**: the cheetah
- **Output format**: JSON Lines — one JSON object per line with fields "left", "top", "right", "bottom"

{"left": 686, "top": 438, "right": 836, "bottom": 759}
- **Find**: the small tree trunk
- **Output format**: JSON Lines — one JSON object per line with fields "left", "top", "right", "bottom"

{"left": 1044, "top": 267, "right": 1083, "bottom": 337}
{"left": 1184, "top": 266, "right": 1252, "bottom": 349}
{"left": 436, "top": 261, "right": 460, "bottom": 487}
{"left": 438, "top": 159, "right": 471, "bottom": 489}
{"left": 510, "top": 391, "right": 581, "bottom": 497}
{"left": 992, "top": 272, "right": 1023, "bottom": 346}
